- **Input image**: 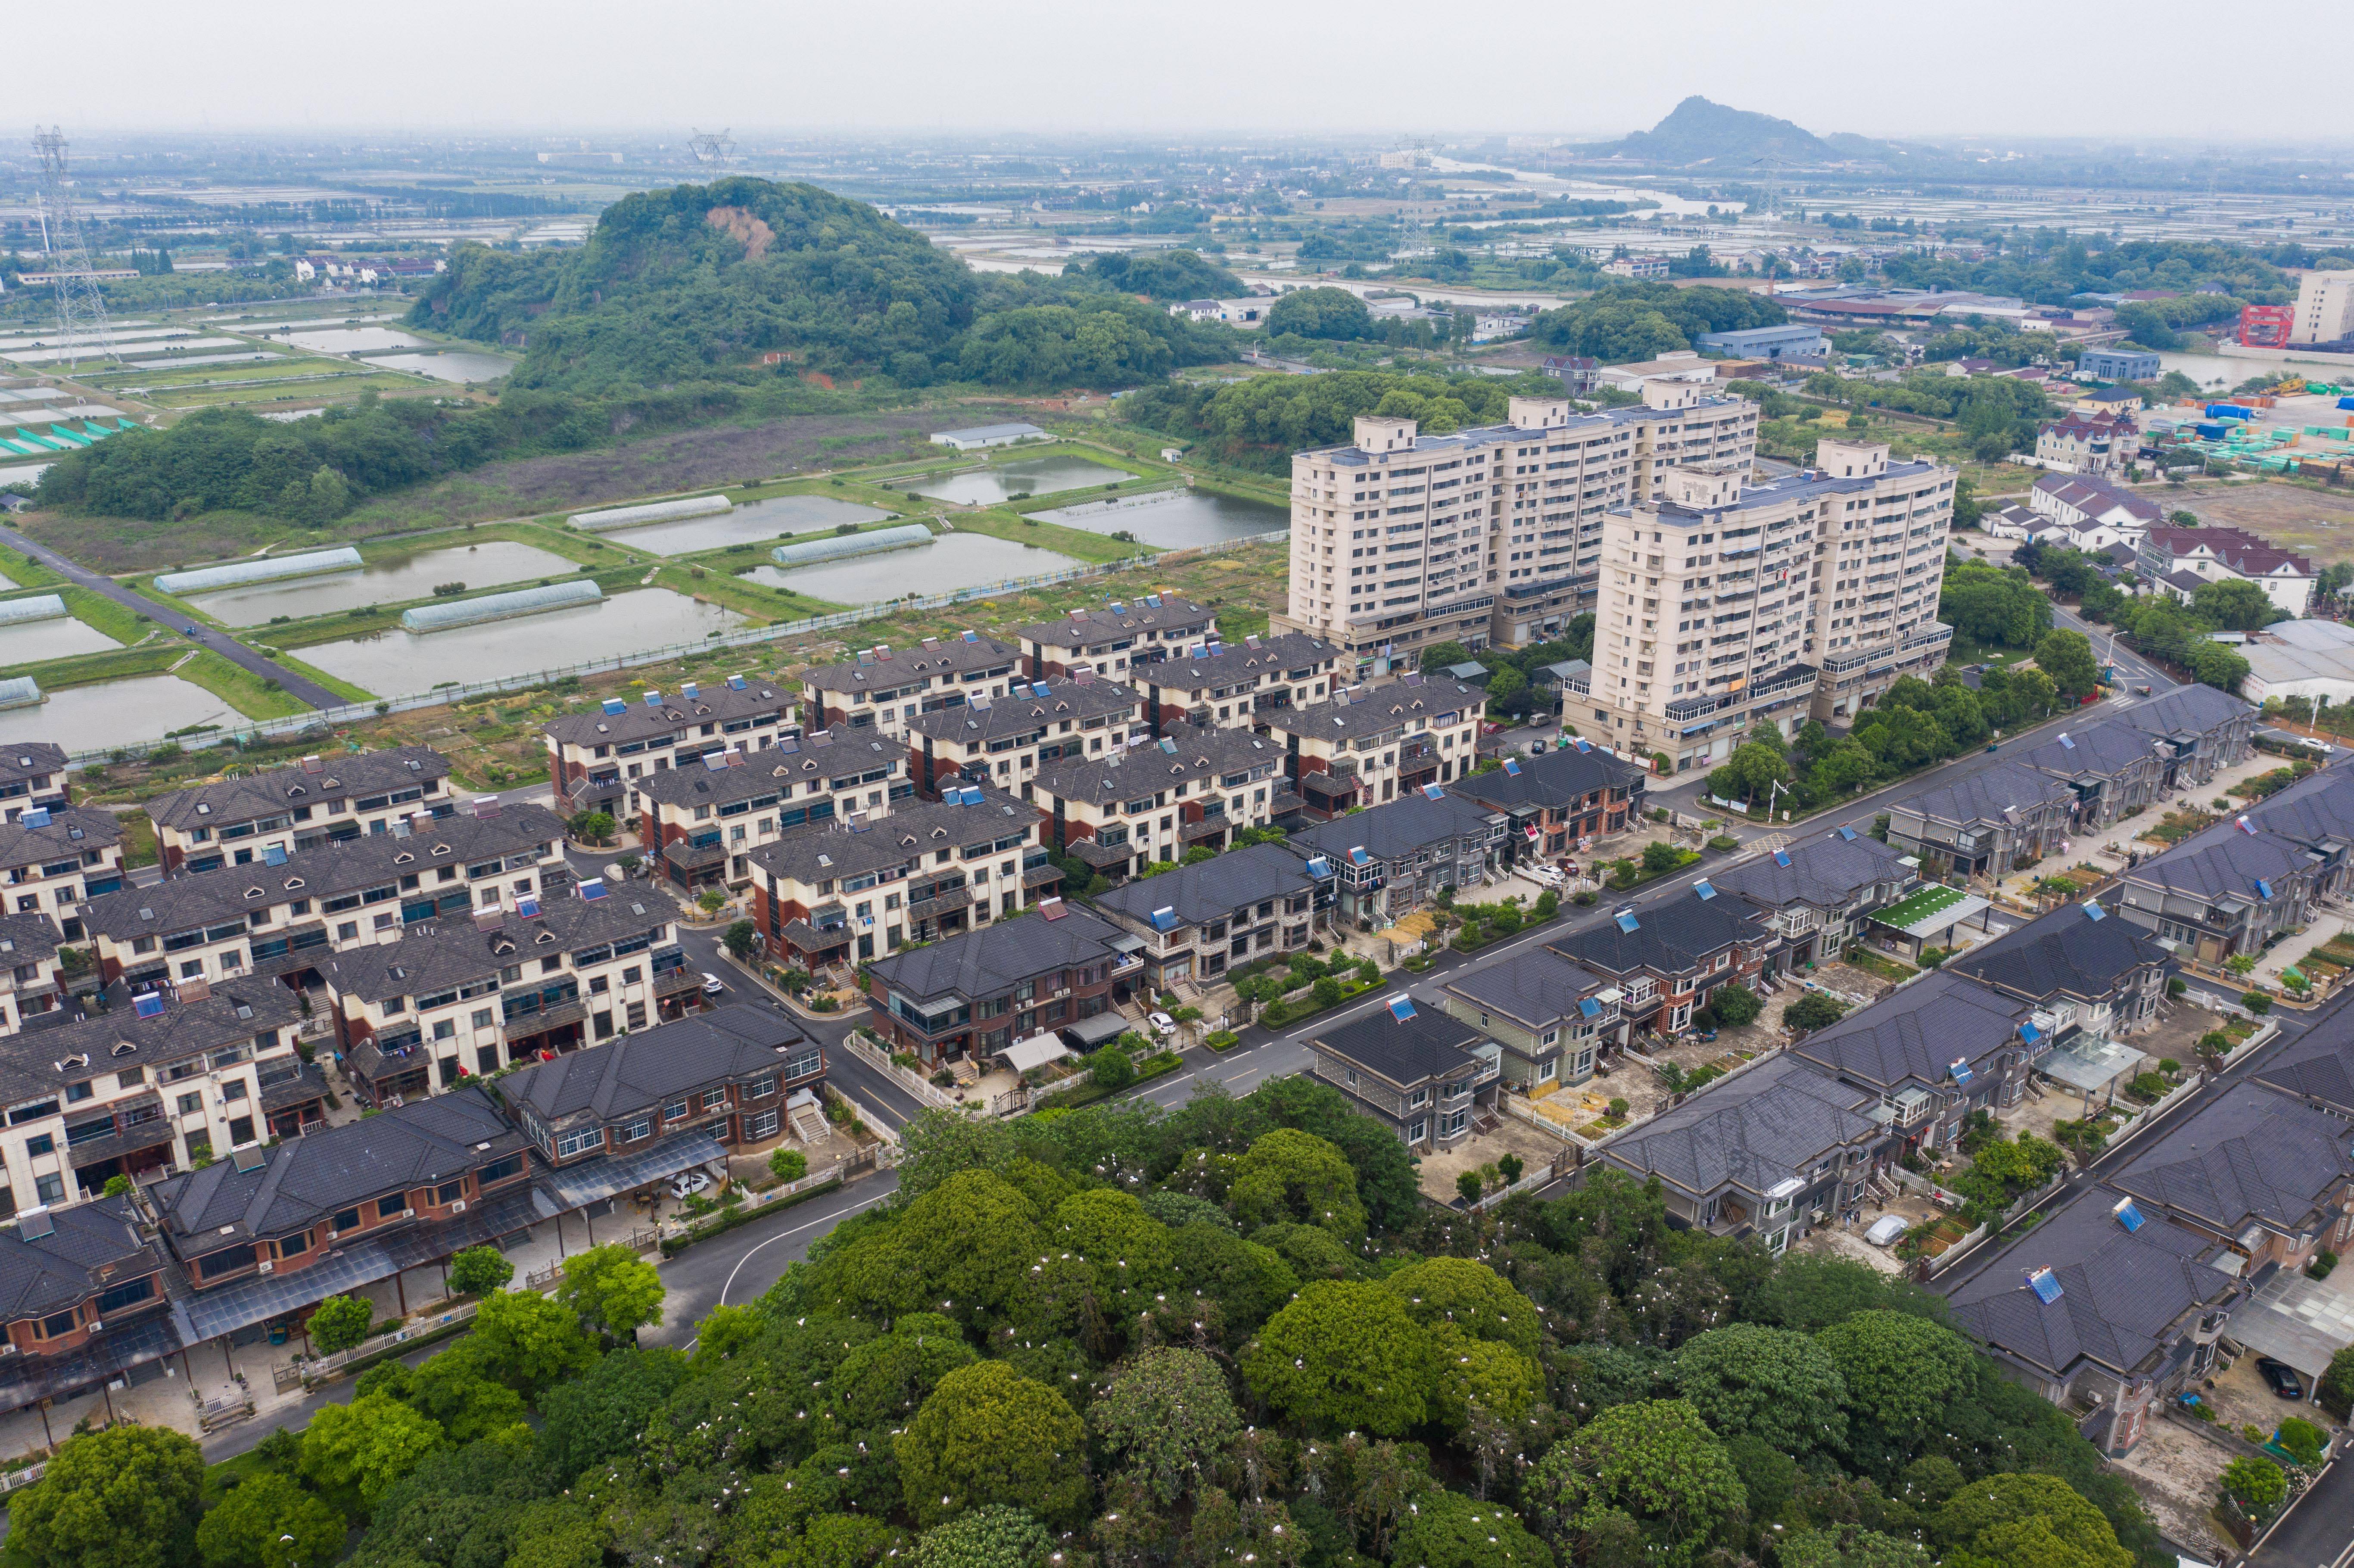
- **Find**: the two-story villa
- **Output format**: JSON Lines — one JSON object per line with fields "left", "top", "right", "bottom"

{"left": 799, "top": 635, "right": 1025, "bottom": 740}
{"left": 1438, "top": 947, "right": 1619, "bottom": 1094}
{"left": 1130, "top": 632, "right": 1343, "bottom": 734}
{"left": 635, "top": 726, "right": 911, "bottom": 893}
{"left": 1707, "top": 827, "right": 1916, "bottom": 968}
{"left": 1449, "top": 742, "right": 1646, "bottom": 857}
{"left": 1787, "top": 971, "right": 2042, "bottom": 1155}
{"left": 862, "top": 900, "right": 1143, "bottom": 1067}
{"left": 0, "top": 912, "right": 68, "bottom": 1035}
{"left": 1025, "top": 728, "right": 1293, "bottom": 877}
{"left": 1305, "top": 1003, "right": 1504, "bottom": 1153}
{"left": 906, "top": 675, "right": 1146, "bottom": 796}
{"left": 1548, "top": 890, "right": 1777, "bottom": 1041}
{"left": 542, "top": 678, "right": 795, "bottom": 823}
{"left": 0, "top": 807, "right": 124, "bottom": 942}
{"left": 1090, "top": 843, "right": 1325, "bottom": 989}
{"left": 1018, "top": 598, "right": 1218, "bottom": 680}
{"left": 0, "top": 744, "right": 70, "bottom": 824}
{"left": 1260, "top": 675, "right": 1483, "bottom": 815}
{"left": 0, "top": 1197, "right": 171, "bottom": 1375}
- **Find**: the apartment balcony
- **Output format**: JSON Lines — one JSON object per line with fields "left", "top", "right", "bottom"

{"left": 1180, "top": 815, "right": 1230, "bottom": 844}
{"left": 1020, "top": 864, "right": 1065, "bottom": 890}
{"left": 1069, "top": 837, "right": 1134, "bottom": 870}
{"left": 1901, "top": 623, "right": 1955, "bottom": 653}
{"left": 907, "top": 885, "right": 978, "bottom": 924}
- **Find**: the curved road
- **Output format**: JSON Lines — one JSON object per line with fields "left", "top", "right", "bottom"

{"left": 0, "top": 523, "right": 343, "bottom": 709}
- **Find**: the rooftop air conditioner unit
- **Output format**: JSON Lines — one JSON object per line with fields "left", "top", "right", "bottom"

{"left": 449, "top": 1200, "right": 466, "bottom": 1213}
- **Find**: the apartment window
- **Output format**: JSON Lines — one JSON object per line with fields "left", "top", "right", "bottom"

{"left": 622, "top": 1115, "right": 653, "bottom": 1141}
{"left": 176, "top": 1092, "right": 203, "bottom": 1117}
{"left": 664, "top": 1099, "right": 690, "bottom": 1122}
{"left": 744, "top": 1107, "right": 780, "bottom": 1141}
{"left": 702, "top": 1088, "right": 729, "bottom": 1112}
{"left": 33, "top": 1172, "right": 64, "bottom": 1205}
{"left": 333, "top": 1206, "right": 364, "bottom": 1233}
{"left": 554, "top": 1126, "right": 603, "bottom": 1158}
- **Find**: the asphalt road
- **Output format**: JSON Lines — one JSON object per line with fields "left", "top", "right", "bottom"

{"left": 2251, "top": 1453, "right": 2354, "bottom": 1568}
{"left": 0, "top": 523, "right": 343, "bottom": 709}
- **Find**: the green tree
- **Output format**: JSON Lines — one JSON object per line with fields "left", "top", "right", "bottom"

{"left": 1708, "top": 983, "right": 1762, "bottom": 1027}
{"left": 2031, "top": 628, "right": 2100, "bottom": 699}
{"left": 1815, "top": 1310, "right": 1976, "bottom": 1439}
{"left": 770, "top": 1145, "right": 810, "bottom": 1184}
{"left": 1086, "top": 1042, "right": 1136, "bottom": 1091}
{"left": 1389, "top": 1489, "right": 1555, "bottom": 1568}
{"left": 467, "top": 1286, "right": 598, "bottom": 1393}
{"left": 401, "top": 1343, "right": 529, "bottom": 1443}
{"left": 1088, "top": 1347, "right": 1242, "bottom": 1503}
{"left": 1242, "top": 1279, "right": 1437, "bottom": 1436}
{"left": 566, "top": 809, "right": 616, "bottom": 843}
{"left": 1382, "top": 1256, "right": 1543, "bottom": 1358}
{"left": 1710, "top": 740, "right": 1788, "bottom": 805}
{"left": 1932, "top": 1474, "right": 2134, "bottom": 1568}
{"left": 897, "top": 1361, "right": 1089, "bottom": 1528}
{"left": 831, "top": 1313, "right": 978, "bottom": 1428}
{"left": 1526, "top": 1400, "right": 1746, "bottom": 1568}
{"left": 1170, "top": 1222, "right": 1298, "bottom": 1339}
{"left": 1053, "top": 1188, "right": 1177, "bottom": 1312}
{"left": 10, "top": 1425, "right": 205, "bottom": 1568}
{"left": 724, "top": 918, "right": 758, "bottom": 960}
{"left": 536, "top": 1345, "right": 695, "bottom": 1478}
{"left": 195, "top": 1472, "right": 345, "bottom": 1568}
{"left": 557, "top": 1242, "right": 667, "bottom": 1338}
{"left": 2318, "top": 1343, "right": 2354, "bottom": 1418}
{"left": 1670, "top": 1322, "right": 1849, "bottom": 1454}
{"left": 2191, "top": 576, "right": 2283, "bottom": 632}
{"left": 910, "top": 1506, "right": 1055, "bottom": 1568}
{"left": 1429, "top": 1326, "right": 1544, "bottom": 1429}
{"left": 1783, "top": 992, "right": 1849, "bottom": 1033}
{"left": 306, "top": 1293, "right": 373, "bottom": 1353}
{"left": 446, "top": 1244, "right": 513, "bottom": 1297}
{"left": 824, "top": 1169, "right": 1045, "bottom": 1327}
{"left": 1265, "top": 286, "right": 1375, "bottom": 341}
{"left": 296, "top": 1391, "right": 445, "bottom": 1515}
{"left": 1229, "top": 1126, "right": 1367, "bottom": 1240}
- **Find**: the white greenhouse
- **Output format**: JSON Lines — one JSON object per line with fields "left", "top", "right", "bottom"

{"left": 769, "top": 523, "right": 934, "bottom": 569}
{"left": 154, "top": 548, "right": 364, "bottom": 595}
{"left": 400, "top": 579, "right": 604, "bottom": 632}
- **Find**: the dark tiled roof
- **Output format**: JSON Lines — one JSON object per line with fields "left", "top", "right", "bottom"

{"left": 1130, "top": 632, "right": 1339, "bottom": 697}
{"left": 496, "top": 1004, "right": 810, "bottom": 1126}
{"left": 145, "top": 747, "right": 451, "bottom": 834}
{"left": 2019, "top": 721, "right": 2163, "bottom": 781}
{"left": 2145, "top": 524, "right": 2311, "bottom": 580}
{"left": 1310, "top": 1007, "right": 1487, "bottom": 1089}
{"left": 1548, "top": 891, "right": 1768, "bottom": 980}
{"left": 1091, "top": 843, "right": 1317, "bottom": 930}
{"left": 2122, "top": 828, "right": 2313, "bottom": 902}
{"left": 1029, "top": 728, "right": 1283, "bottom": 809}
{"left": 0, "top": 1197, "right": 159, "bottom": 1325}
{"left": 1895, "top": 759, "right": 2071, "bottom": 828}
{"left": 1604, "top": 1056, "right": 1878, "bottom": 1200}
{"left": 634, "top": 725, "right": 900, "bottom": 812}
{"left": 0, "top": 983, "right": 302, "bottom": 1105}
{"left": 2107, "top": 1082, "right": 2354, "bottom": 1236}
{"left": 78, "top": 804, "right": 566, "bottom": 941}
{"left": 1450, "top": 745, "right": 1647, "bottom": 814}
{"left": 542, "top": 680, "right": 791, "bottom": 749}
{"left": 0, "top": 910, "right": 62, "bottom": 967}
{"left": 1019, "top": 602, "right": 1216, "bottom": 650}
{"left": 906, "top": 678, "right": 1142, "bottom": 745}
{"left": 1947, "top": 1185, "right": 2234, "bottom": 1379}
{"left": 2113, "top": 684, "right": 2251, "bottom": 745}
{"left": 1708, "top": 829, "right": 1908, "bottom": 911}
{"left": 1284, "top": 792, "right": 1505, "bottom": 865}
{"left": 0, "top": 744, "right": 66, "bottom": 794}
{"left": 2254, "top": 1033, "right": 2354, "bottom": 1116}
{"left": 1267, "top": 677, "right": 1483, "bottom": 739}
{"left": 2223, "top": 764, "right": 2354, "bottom": 855}
{"left": 1944, "top": 903, "right": 2170, "bottom": 1005}
{"left": 1442, "top": 948, "right": 1608, "bottom": 1031}
{"left": 801, "top": 635, "right": 1022, "bottom": 695}
{"left": 866, "top": 902, "right": 1128, "bottom": 1003}
{"left": 318, "top": 895, "right": 674, "bottom": 1006}
{"left": 149, "top": 1086, "right": 529, "bottom": 1246}
{"left": 0, "top": 806, "right": 119, "bottom": 873}
{"left": 1788, "top": 971, "right": 2029, "bottom": 1092}
{"left": 2031, "top": 473, "right": 2162, "bottom": 524}
{"left": 747, "top": 789, "right": 1038, "bottom": 888}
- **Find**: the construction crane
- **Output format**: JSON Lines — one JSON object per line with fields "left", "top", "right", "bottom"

{"left": 29, "top": 125, "right": 116, "bottom": 371}
{"left": 688, "top": 128, "right": 735, "bottom": 168}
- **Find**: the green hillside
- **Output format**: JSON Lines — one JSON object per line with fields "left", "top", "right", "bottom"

{"left": 412, "top": 177, "right": 1235, "bottom": 394}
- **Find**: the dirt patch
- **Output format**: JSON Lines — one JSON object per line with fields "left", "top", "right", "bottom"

{"left": 706, "top": 205, "right": 775, "bottom": 261}
{"left": 2111, "top": 1414, "right": 2233, "bottom": 1563}
{"left": 2170, "top": 478, "right": 2354, "bottom": 568}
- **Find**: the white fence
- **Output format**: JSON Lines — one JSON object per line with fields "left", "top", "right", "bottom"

{"left": 65, "top": 528, "right": 1294, "bottom": 765}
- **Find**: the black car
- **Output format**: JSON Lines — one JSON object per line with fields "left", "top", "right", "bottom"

{"left": 2256, "top": 1356, "right": 2305, "bottom": 1400}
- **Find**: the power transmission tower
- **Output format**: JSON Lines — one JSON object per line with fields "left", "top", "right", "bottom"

{"left": 29, "top": 126, "right": 116, "bottom": 371}
{"left": 688, "top": 128, "right": 735, "bottom": 168}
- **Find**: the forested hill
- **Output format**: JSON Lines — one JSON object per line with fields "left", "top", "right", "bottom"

{"left": 411, "top": 177, "right": 1235, "bottom": 394}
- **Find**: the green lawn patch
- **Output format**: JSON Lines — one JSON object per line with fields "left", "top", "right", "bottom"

{"left": 1258, "top": 976, "right": 1386, "bottom": 1030}
{"left": 950, "top": 508, "right": 1153, "bottom": 566}
{"left": 60, "top": 585, "right": 153, "bottom": 646}
{"left": 178, "top": 650, "right": 313, "bottom": 720}
{"left": 0, "top": 644, "right": 181, "bottom": 690}
{"left": 0, "top": 543, "right": 63, "bottom": 589}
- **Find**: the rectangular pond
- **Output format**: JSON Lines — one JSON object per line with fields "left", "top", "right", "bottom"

{"left": 912, "top": 456, "right": 1135, "bottom": 507}
{"left": 295, "top": 588, "right": 747, "bottom": 695}
{"left": 0, "top": 675, "right": 237, "bottom": 753}
{"left": 603, "top": 493, "right": 892, "bottom": 557}
{"left": 1033, "top": 489, "right": 1289, "bottom": 548}
{"left": 0, "top": 616, "right": 122, "bottom": 664}
{"left": 185, "top": 540, "right": 582, "bottom": 625}
{"left": 277, "top": 327, "right": 433, "bottom": 355}
{"left": 368, "top": 351, "right": 517, "bottom": 384}
{"left": 745, "top": 529, "right": 1081, "bottom": 607}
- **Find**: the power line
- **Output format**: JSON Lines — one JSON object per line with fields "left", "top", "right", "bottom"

{"left": 29, "top": 125, "right": 117, "bottom": 373}
{"left": 688, "top": 128, "right": 735, "bottom": 168}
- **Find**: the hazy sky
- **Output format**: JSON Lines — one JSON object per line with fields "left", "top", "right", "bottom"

{"left": 25, "top": 0, "right": 2280, "bottom": 143}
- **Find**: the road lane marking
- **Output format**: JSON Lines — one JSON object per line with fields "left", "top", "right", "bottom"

{"left": 713, "top": 1189, "right": 891, "bottom": 1309}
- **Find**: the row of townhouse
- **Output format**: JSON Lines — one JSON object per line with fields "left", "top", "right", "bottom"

{"left": 0, "top": 746, "right": 69, "bottom": 825}
{"left": 797, "top": 635, "right": 1027, "bottom": 741}
{"left": 0, "top": 1002, "right": 825, "bottom": 1423}
{"left": 635, "top": 725, "right": 912, "bottom": 894}
{"left": 76, "top": 801, "right": 573, "bottom": 993}
{"left": 908, "top": 674, "right": 1147, "bottom": 795}
{"left": 318, "top": 890, "right": 702, "bottom": 1107}
{"left": 1886, "top": 684, "right": 2257, "bottom": 879}
{"left": 543, "top": 677, "right": 797, "bottom": 823}
{"left": 1028, "top": 728, "right": 1295, "bottom": 881}
{"left": 2113, "top": 760, "right": 2354, "bottom": 964}
{"left": 144, "top": 747, "right": 455, "bottom": 874}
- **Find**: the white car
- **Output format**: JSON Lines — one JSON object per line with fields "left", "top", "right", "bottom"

{"left": 670, "top": 1171, "right": 712, "bottom": 1200}
{"left": 1146, "top": 1011, "right": 1177, "bottom": 1038}
{"left": 701, "top": 973, "right": 725, "bottom": 997}
{"left": 1524, "top": 864, "right": 1564, "bottom": 887}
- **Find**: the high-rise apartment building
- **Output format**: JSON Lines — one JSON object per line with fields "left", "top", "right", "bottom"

{"left": 2292, "top": 270, "right": 2354, "bottom": 346}
{"left": 1577, "top": 439, "right": 1955, "bottom": 774}
{"left": 1276, "top": 381, "right": 1760, "bottom": 674}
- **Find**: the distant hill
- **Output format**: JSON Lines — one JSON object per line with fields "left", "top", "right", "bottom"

{"left": 411, "top": 177, "right": 1235, "bottom": 394}
{"left": 1574, "top": 96, "right": 1909, "bottom": 168}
